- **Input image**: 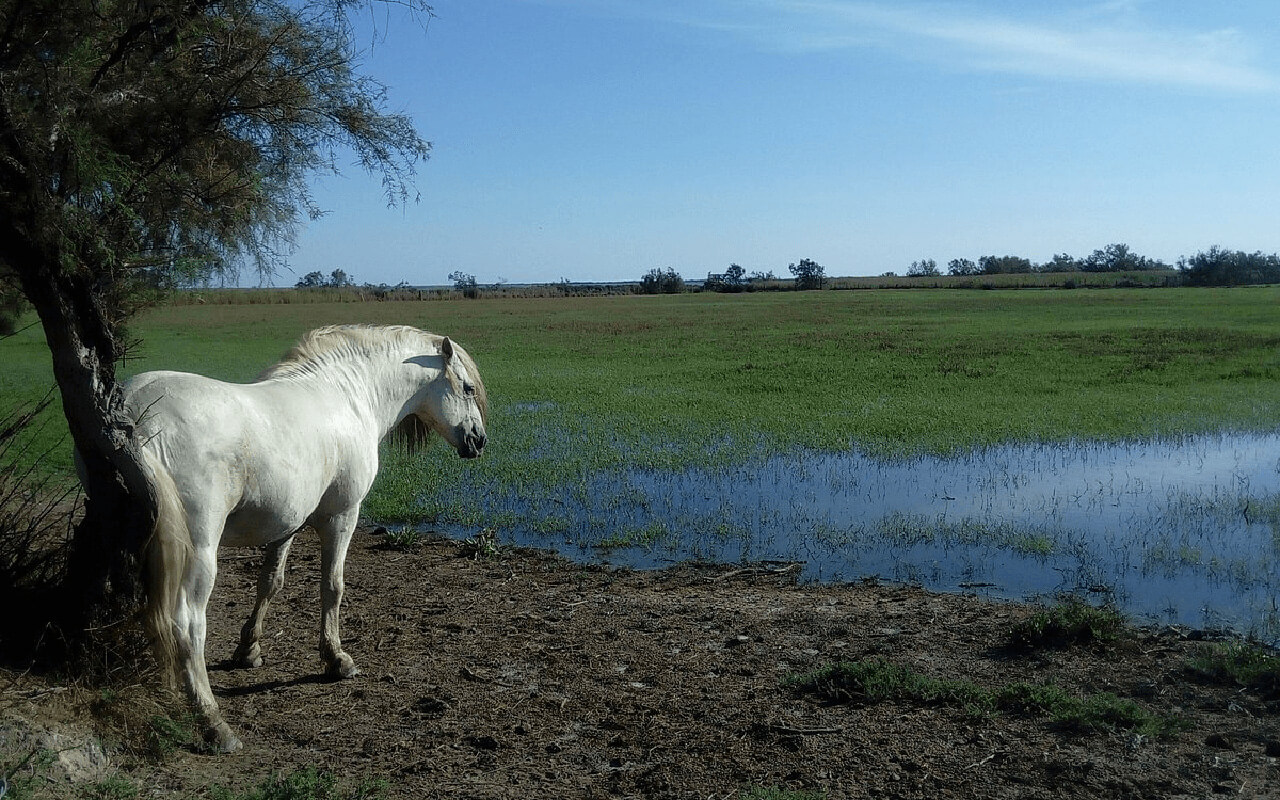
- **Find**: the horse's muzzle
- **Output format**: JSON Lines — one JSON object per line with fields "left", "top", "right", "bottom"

{"left": 457, "top": 425, "right": 486, "bottom": 459}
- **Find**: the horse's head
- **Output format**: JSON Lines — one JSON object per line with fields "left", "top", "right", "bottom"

{"left": 404, "top": 336, "right": 487, "bottom": 459}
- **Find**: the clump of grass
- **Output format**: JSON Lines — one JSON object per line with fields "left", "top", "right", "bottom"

{"left": 379, "top": 527, "right": 421, "bottom": 552}
{"left": 596, "top": 521, "right": 673, "bottom": 550}
{"left": 147, "top": 713, "right": 197, "bottom": 756}
{"left": 1186, "top": 641, "right": 1280, "bottom": 697}
{"left": 83, "top": 775, "right": 141, "bottom": 799}
{"left": 784, "top": 659, "right": 990, "bottom": 712}
{"left": 740, "top": 787, "right": 827, "bottom": 800}
{"left": 1008, "top": 598, "right": 1124, "bottom": 650}
{"left": 785, "top": 659, "right": 1181, "bottom": 736}
{"left": 209, "top": 767, "right": 386, "bottom": 800}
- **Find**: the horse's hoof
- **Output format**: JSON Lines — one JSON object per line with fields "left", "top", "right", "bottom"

{"left": 205, "top": 724, "right": 243, "bottom": 754}
{"left": 231, "top": 645, "right": 263, "bottom": 669}
{"left": 326, "top": 653, "right": 361, "bottom": 680}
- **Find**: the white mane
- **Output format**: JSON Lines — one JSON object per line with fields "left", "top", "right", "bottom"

{"left": 258, "top": 324, "right": 441, "bottom": 381}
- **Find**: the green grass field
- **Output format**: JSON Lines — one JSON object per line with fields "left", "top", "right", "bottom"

{"left": 4, "top": 287, "right": 1279, "bottom": 519}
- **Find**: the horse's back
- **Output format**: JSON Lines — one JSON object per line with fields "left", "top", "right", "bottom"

{"left": 125, "top": 370, "right": 254, "bottom": 448}
{"left": 124, "top": 370, "right": 378, "bottom": 547}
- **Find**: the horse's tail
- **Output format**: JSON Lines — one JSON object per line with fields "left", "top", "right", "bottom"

{"left": 140, "top": 448, "right": 190, "bottom": 684}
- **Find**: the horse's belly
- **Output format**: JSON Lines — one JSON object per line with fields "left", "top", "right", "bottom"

{"left": 220, "top": 505, "right": 307, "bottom": 548}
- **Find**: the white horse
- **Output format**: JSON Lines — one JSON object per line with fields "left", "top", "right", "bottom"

{"left": 121, "top": 324, "right": 487, "bottom": 752}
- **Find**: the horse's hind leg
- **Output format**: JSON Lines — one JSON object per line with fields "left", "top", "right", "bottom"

{"left": 174, "top": 541, "right": 243, "bottom": 752}
{"left": 315, "top": 510, "right": 361, "bottom": 679}
{"left": 231, "top": 533, "right": 296, "bottom": 669}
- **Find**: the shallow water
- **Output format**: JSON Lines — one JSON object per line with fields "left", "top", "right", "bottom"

{"left": 438, "top": 433, "right": 1280, "bottom": 643}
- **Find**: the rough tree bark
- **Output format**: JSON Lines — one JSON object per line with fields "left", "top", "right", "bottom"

{"left": 1, "top": 187, "right": 157, "bottom": 642}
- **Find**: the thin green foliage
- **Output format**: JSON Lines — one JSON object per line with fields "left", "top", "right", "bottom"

{"left": 0, "top": 748, "right": 56, "bottom": 800}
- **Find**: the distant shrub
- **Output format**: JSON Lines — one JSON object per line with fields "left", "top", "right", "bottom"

{"left": 449, "top": 271, "right": 479, "bottom": 299}
{"left": 1179, "top": 246, "right": 1280, "bottom": 286}
{"left": 907, "top": 258, "right": 940, "bottom": 277}
{"left": 1082, "top": 243, "right": 1166, "bottom": 272}
{"left": 638, "top": 268, "right": 685, "bottom": 294}
{"left": 295, "top": 269, "right": 354, "bottom": 288}
{"left": 788, "top": 258, "right": 826, "bottom": 290}
{"left": 704, "top": 263, "right": 747, "bottom": 293}
{"left": 978, "top": 255, "right": 1033, "bottom": 274}
{"left": 1040, "top": 253, "right": 1082, "bottom": 272}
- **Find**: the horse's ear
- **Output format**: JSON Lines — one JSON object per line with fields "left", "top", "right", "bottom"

{"left": 441, "top": 337, "right": 454, "bottom": 362}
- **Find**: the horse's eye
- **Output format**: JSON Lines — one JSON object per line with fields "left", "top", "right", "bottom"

{"left": 463, "top": 382, "right": 476, "bottom": 397}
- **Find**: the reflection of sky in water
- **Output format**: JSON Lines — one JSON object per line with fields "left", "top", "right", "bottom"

{"left": 451, "top": 434, "right": 1280, "bottom": 643}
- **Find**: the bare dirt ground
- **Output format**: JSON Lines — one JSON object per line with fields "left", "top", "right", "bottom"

{"left": 3, "top": 528, "right": 1279, "bottom": 799}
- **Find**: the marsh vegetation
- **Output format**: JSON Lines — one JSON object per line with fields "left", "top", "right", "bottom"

{"left": 4, "top": 288, "right": 1279, "bottom": 640}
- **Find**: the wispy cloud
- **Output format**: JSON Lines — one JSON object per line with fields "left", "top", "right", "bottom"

{"left": 586, "top": 1, "right": 1277, "bottom": 93}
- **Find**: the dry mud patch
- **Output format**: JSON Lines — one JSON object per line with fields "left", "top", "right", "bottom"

{"left": 3, "top": 530, "right": 1279, "bottom": 798}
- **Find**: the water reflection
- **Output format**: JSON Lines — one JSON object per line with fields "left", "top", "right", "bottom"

{"left": 445, "top": 434, "right": 1280, "bottom": 642}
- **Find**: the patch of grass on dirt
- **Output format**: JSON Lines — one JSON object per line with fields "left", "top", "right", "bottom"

{"left": 146, "top": 713, "right": 197, "bottom": 757}
{"left": 1186, "top": 641, "right": 1280, "bottom": 696}
{"left": 1008, "top": 598, "right": 1125, "bottom": 650}
{"left": 786, "top": 659, "right": 1182, "bottom": 736}
{"left": 83, "top": 774, "right": 141, "bottom": 799}
{"left": 784, "top": 658, "right": 990, "bottom": 712}
{"left": 1, "top": 747, "right": 56, "bottom": 799}
{"left": 740, "top": 787, "right": 828, "bottom": 800}
{"left": 209, "top": 767, "right": 386, "bottom": 800}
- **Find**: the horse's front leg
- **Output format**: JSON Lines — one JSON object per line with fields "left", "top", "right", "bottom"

{"left": 231, "top": 533, "right": 296, "bottom": 668}
{"left": 316, "top": 510, "right": 361, "bottom": 679}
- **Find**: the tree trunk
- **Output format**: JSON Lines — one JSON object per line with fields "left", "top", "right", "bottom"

{"left": 3, "top": 218, "right": 157, "bottom": 647}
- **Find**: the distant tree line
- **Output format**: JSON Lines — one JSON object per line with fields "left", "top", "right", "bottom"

{"left": 1178, "top": 247, "right": 1280, "bottom": 286}
{"left": 908, "top": 244, "right": 1280, "bottom": 286}
{"left": 640, "top": 259, "right": 824, "bottom": 294}
{"left": 909, "top": 244, "right": 1170, "bottom": 278}
{"left": 444, "top": 242, "right": 1280, "bottom": 301}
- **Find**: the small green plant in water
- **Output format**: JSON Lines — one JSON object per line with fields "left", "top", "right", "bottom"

{"left": 1008, "top": 598, "right": 1124, "bottom": 650}
{"left": 459, "top": 527, "right": 501, "bottom": 560}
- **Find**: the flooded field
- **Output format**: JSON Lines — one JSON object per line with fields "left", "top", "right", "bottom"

{"left": 428, "top": 432, "right": 1280, "bottom": 644}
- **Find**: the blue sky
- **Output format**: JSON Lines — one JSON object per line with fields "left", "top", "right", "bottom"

{"left": 284, "top": 1, "right": 1280, "bottom": 286}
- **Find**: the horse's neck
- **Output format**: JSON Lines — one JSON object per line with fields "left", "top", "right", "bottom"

{"left": 297, "top": 353, "right": 436, "bottom": 435}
